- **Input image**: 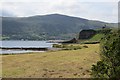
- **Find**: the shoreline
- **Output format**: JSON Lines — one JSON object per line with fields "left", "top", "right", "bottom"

{"left": 0, "top": 47, "right": 48, "bottom": 55}
{"left": 1, "top": 47, "right": 48, "bottom": 51}
{"left": 0, "top": 47, "right": 63, "bottom": 55}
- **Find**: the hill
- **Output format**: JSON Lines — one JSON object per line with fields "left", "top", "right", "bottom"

{"left": 2, "top": 14, "right": 117, "bottom": 40}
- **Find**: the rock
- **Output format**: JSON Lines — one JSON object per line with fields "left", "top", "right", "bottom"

{"left": 79, "top": 29, "right": 96, "bottom": 39}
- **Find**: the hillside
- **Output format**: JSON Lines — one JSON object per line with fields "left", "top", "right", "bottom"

{"left": 2, "top": 14, "right": 117, "bottom": 40}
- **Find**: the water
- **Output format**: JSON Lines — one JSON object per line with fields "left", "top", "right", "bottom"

{"left": 1, "top": 49, "right": 45, "bottom": 54}
{"left": 0, "top": 41, "right": 54, "bottom": 54}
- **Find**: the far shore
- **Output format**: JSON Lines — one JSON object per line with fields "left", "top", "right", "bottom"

{"left": 1, "top": 47, "right": 48, "bottom": 51}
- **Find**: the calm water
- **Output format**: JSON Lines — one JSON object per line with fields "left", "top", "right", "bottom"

{"left": 0, "top": 41, "right": 54, "bottom": 54}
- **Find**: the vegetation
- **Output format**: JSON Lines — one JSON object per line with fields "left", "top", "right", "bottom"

{"left": 2, "top": 44, "right": 100, "bottom": 78}
{"left": 2, "top": 14, "right": 116, "bottom": 40}
{"left": 89, "top": 33, "right": 104, "bottom": 41}
{"left": 77, "top": 28, "right": 113, "bottom": 44}
{"left": 91, "top": 29, "right": 120, "bottom": 78}
{"left": 89, "top": 28, "right": 112, "bottom": 42}
{"left": 53, "top": 44, "right": 86, "bottom": 50}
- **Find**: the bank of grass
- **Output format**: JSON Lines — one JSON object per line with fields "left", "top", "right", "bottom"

{"left": 89, "top": 33, "right": 104, "bottom": 41}
{"left": 2, "top": 44, "right": 100, "bottom": 78}
{"left": 77, "top": 33, "right": 104, "bottom": 44}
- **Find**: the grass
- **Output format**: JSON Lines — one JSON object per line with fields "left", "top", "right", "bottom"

{"left": 2, "top": 44, "right": 100, "bottom": 78}
{"left": 53, "top": 44, "right": 88, "bottom": 50}
{"left": 89, "top": 33, "right": 104, "bottom": 41}
{"left": 77, "top": 33, "right": 104, "bottom": 44}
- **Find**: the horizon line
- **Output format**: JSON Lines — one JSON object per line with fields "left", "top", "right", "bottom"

{"left": 1, "top": 13, "right": 118, "bottom": 23}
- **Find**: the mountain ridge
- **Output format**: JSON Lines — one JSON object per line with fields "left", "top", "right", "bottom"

{"left": 2, "top": 14, "right": 117, "bottom": 40}
{"left": 2, "top": 14, "right": 117, "bottom": 23}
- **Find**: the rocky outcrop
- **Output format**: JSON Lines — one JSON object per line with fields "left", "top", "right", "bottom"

{"left": 78, "top": 29, "right": 96, "bottom": 39}
{"left": 61, "top": 29, "right": 97, "bottom": 43}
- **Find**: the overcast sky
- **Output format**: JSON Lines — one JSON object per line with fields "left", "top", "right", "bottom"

{"left": 0, "top": 0, "right": 119, "bottom": 23}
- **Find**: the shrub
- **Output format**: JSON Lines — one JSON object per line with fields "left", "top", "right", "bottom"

{"left": 53, "top": 44, "right": 62, "bottom": 48}
{"left": 83, "top": 45, "right": 88, "bottom": 48}
{"left": 52, "top": 44, "right": 82, "bottom": 50}
{"left": 91, "top": 29, "right": 120, "bottom": 78}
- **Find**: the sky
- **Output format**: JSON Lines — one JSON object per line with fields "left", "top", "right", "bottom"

{"left": 0, "top": 0, "right": 119, "bottom": 23}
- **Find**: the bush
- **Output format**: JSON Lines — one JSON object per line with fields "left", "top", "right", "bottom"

{"left": 53, "top": 44, "right": 63, "bottom": 48}
{"left": 83, "top": 45, "right": 88, "bottom": 48}
{"left": 52, "top": 44, "right": 82, "bottom": 50}
{"left": 91, "top": 29, "right": 120, "bottom": 78}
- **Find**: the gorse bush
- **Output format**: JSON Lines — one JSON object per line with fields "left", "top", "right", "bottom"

{"left": 91, "top": 29, "right": 120, "bottom": 78}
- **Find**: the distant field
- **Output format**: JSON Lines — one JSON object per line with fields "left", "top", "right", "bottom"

{"left": 2, "top": 44, "right": 100, "bottom": 78}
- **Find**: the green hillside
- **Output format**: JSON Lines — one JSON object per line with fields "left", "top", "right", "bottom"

{"left": 2, "top": 14, "right": 117, "bottom": 40}
{"left": 89, "top": 33, "right": 104, "bottom": 41}
{"left": 78, "top": 28, "right": 114, "bottom": 43}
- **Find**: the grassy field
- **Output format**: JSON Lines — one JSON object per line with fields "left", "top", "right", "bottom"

{"left": 89, "top": 33, "right": 104, "bottom": 41}
{"left": 2, "top": 44, "right": 100, "bottom": 78}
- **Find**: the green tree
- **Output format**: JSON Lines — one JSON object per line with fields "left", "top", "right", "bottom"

{"left": 91, "top": 29, "right": 120, "bottom": 78}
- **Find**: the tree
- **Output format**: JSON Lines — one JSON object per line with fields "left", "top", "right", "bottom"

{"left": 91, "top": 29, "right": 120, "bottom": 78}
